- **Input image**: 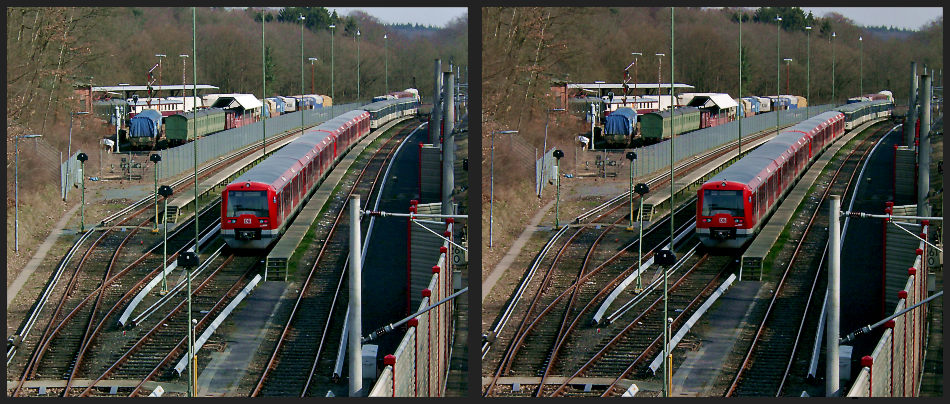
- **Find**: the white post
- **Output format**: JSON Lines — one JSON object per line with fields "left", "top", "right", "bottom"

{"left": 431, "top": 59, "right": 442, "bottom": 144}
{"left": 348, "top": 195, "right": 363, "bottom": 396}
{"left": 918, "top": 73, "right": 931, "bottom": 217}
{"left": 826, "top": 195, "right": 841, "bottom": 396}
{"left": 442, "top": 71, "right": 455, "bottom": 215}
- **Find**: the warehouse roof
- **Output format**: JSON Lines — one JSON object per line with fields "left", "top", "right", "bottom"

{"left": 686, "top": 94, "right": 738, "bottom": 110}
{"left": 210, "top": 94, "right": 263, "bottom": 110}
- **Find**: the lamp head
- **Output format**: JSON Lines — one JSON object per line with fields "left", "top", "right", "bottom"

{"left": 150, "top": 153, "right": 162, "bottom": 163}
{"left": 634, "top": 183, "right": 649, "bottom": 195}
{"left": 158, "top": 185, "right": 174, "bottom": 198}
{"left": 76, "top": 152, "right": 88, "bottom": 163}
{"left": 177, "top": 251, "right": 199, "bottom": 268}
{"left": 553, "top": 149, "right": 564, "bottom": 160}
{"left": 626, "top": 151, "right": 637, "bottom": 161}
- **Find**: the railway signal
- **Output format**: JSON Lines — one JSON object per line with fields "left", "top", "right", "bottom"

{"left": 150, "top": 154, "right": 162, "bottom": 232}
{"left": 177, "top": 250, "right": 199, "bottom": 397}
{"left": 634, "top": 182, "right": 649, "bottom": 293}
{"left": 158, "top": 185, "right": 174, "bottom": 295}
{"left": 553, "top": 149, "right": 565, "bottom": 229}
{"left": 625, "top": 151, "right": 638, "bottom": 231}
{"left": 77, "top": 153, "right": 89, "bottom": 233}
{"left": 655, "top": 248, "right": 676, "bottom": 397}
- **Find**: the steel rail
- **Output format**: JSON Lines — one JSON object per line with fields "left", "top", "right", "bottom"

{"left": 77, "top": 254, "right": 236, "bottom": 396}
{"left": 725, "top": 123, "right": 884, "bottom": 397}
{"left": 126, "top": 256, "right": 249, "bottom": 397}
{"left": 305, "top": 122, "right": 414, "bottom": 396}
{"left": 251, "top": 122, "right": 408, "bottom": 396}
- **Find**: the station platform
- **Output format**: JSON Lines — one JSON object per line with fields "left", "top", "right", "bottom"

{"left": 264, "top": 117, "right": 413, "bottom": 280}
{"left": 482, "top": 376, "right": 660, "bottom": 394}
{"left": 671, "top": 280, "right": 765, "bottom": 396}
{"left": 165, "top": 133, "right": 302, "bottom": 225}
{"left": 7, "top": 379, "right": 187, "bottom": 395}
{"left": 741, "top": 118, "right": 888, "bottom": 276}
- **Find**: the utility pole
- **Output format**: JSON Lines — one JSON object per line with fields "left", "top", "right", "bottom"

{"left": 827, "top": 195, "right": 841, "bottom": 396}
{"left": 348, "top": 195, "right": 363, "bottom": 396}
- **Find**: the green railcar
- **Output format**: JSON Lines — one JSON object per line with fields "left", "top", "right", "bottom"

{"left": 640, "top": 107, "right": 701, "bottom": 139}
{"left": 164, "top": 108, "right": 226, "bottom": 145}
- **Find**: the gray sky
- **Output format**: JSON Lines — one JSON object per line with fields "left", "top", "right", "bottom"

{"left": 329, "top": 7, "right": 467, "bottom": 28}
{"left": 802, "top": 7, "right": 942, "bottom": 30}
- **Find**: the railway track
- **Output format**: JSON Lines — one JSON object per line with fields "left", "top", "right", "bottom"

{"left": 726, "top": 123, "right": 890, "bottom": 397}
{"left": 252, "top": 122, "right": 414, "bottom": 397}
{"left": 7, "top": 120, "right": 314, "bottom": 376}
{"left": 481, "top": 125, "right": 782, "bottom": 366}
{"left": 7, "top": 121, "right": 316, "bottom": 396}
{"left": 9, "top": 201, "right": 223, "bottom": 397}
{"left": 483, "top": 125, "right": 785, "bottom": 397}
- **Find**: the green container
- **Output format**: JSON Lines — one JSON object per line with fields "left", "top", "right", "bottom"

{"left": 165, "top": 108, "right": 226, "bottom": 144}
{"left": 640, "top": 107, "right": 701, "bottom": 139}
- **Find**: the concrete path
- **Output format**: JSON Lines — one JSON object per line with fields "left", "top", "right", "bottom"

{"left": 671, "top": 280, "right": 764, "bottom": 396}
{"left": 196, "top": 281, "right": 287, "bottom": 396}
{"left": 481, "top": 199, "right": 556, "bottom": 301}
{"left": 7, "top": 203, "right": 81, "bottom": 305}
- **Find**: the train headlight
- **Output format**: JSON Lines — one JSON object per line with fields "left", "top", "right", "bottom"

{"left": 228, "top": 219, "right": 236, "bottom": 224}
{"left": 260, "top": 219, "right": 268, "bottom": 225}
{"left": 704, "top": 218, "right": 711, "bottom": 223}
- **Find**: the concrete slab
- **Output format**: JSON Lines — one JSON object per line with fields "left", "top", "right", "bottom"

{"left": 196, "top": 280, "right": 287, "bottom": 396}
{"left": 671, "top": 280, "right": 765, "bottom": 396}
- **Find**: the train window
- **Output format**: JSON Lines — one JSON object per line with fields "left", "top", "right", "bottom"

{"left": 226, "top": 190, "right": 269, "bottom": 217}
{"left": 702, "top": 190, "right": 745, "bottom": 217}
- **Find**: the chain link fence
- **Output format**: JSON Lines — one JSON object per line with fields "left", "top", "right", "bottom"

{"left": 847, "top": 223, "right": 930, "bottom": 397}
{"left": 153, "top": 103, "right": 363, "bottom": 181}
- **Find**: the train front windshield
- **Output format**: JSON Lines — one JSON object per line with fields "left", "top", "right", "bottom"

{"left": 227, "top": 190, "right": 269, "bottom": 217}
{"left": 702, "top": 189, "right": 744, "bottom": 217}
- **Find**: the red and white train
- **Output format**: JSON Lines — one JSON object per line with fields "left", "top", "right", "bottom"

{"left": 221, "top": 97, "right": 419, "bottom": 249}
{"left": 696, "top": 110, "right": 845, "bottom": 248}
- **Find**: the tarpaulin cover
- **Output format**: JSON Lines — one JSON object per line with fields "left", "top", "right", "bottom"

{"left": 604, "top": 107, "right": 637, "bottom": 136}
{"left": 129, "top": 109, "right": 162, "bottom": 138}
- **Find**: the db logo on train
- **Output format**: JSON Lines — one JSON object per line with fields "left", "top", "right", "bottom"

{"left": 719, "top": 217, "right": 727, "bottom": 224}
{"left": 244, "top": 218, "right": 252, "bottom": 224}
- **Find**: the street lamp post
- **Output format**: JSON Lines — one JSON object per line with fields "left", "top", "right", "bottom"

{"left": 64, "top": 110, "right": 90, "bottom": 201}
{"left": 553, "top": 149, "right": 565, "bottom": 229}
{"left": 831, "top": 32, "right": 836, "bottom": 105}
{"left": 356, "top": 29, "right": 361, "bottom": 101}
{"left": 784, "top": 58, "right": 793, "bottom": 95}
{"left": 300, "top": 15, "right": 306, "bottom": 130}
{"left": 192, "top": 7, "right": 199, "bottom": 255}
{"left": 150, "top": 154, "right": 162, "bottom": 232}
{"left": 330, "top": 24, "right": 336, "bottom": 102}
{"left": 309, "top": 57, "right": 318, "bottom": 94}
{"left": 158, "top": 185, "right": 173, "bottom": 295}
{"left": 631, "top": 52, "right": 641, "bottom": 100}
{"left": 77, "top": 153, "right": 88, "bottom": 233}
{"left": 262, "top": 16, "right": 266, "bottom": 158}
{"left": 656, "top": 53, "right": 666, "bottom": 112}
{"left": 776, "top": 16, "right": 782, "bottom": 133}
{"left": 859, "top": 36, "right": 863, "bottom": 96}
{"left": 155, "top": 53, "right": 166, "bottom": 97}
{"left": 738, "top": 15, "right": 743, "bottom": 154}
{"left": 805, "top": 26, "right": 811, "bottom": 117}
{"left": 14, "top": 134, "right": 43, "bottom": 252}
{"left": 384, "top": 34, "right": 389, "bottom": 94}
{"left": 539, "top": 108, "right": 566, "bottom": 198}
{"left": 625, "top": 151, "right": 637, "bottom": 231}
{"left": 489, "top": 130, "right": 518, "bottom": 249}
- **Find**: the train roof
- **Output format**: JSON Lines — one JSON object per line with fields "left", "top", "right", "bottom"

{"left": 836, "top": 99, "right": 892, "bottom": 113}
{"left": 707, "top": 111, "right": 843, "bottom": 189}
{"left": 643, "top": 106, "right": 699, "bottom": 119}
{"left": 167, "top": 107, "right": 225, "bottom": 120}
{"left": 361, "top": 97, "right": 416, "bottom": 113}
